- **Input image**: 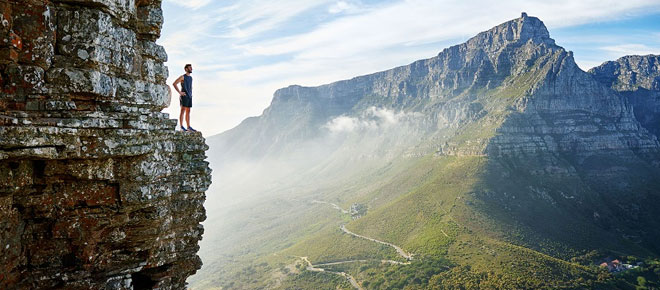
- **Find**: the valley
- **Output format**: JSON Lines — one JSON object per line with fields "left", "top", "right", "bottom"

{"left": 190, "top": 13, "right": 660, "bottom": 289}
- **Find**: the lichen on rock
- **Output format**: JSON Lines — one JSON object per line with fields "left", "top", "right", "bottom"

{"left": 0, "top": 0, "right": 211, "bottom": 289}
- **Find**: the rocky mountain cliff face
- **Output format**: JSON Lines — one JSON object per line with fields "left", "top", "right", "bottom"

{"left": 589, "top": 54, "right": 660, "bottom": 137}
{"left": 213, "top": 13, "right": 660, "bottom": 164}
{"left": 0, "top": 0, "right": 211, "bottom": 289}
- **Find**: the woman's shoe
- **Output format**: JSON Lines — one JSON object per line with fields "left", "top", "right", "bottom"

{"left": 187, "top": 127, "right": 197, "bottom": 132}
{"left": 181, "top": 126, "right": 187, "bottom": 131}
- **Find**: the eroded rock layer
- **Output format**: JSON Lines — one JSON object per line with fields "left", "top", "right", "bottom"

{"left": 0, "top": 0, "right": 211, "bottom": 289}
{"left": 589, "top": 54, "right": 660, "bottom": 137}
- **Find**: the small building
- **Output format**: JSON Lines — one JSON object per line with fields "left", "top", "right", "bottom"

{"left": 599, "top": 258, "right": 631, "bottom": 272}
{"left": 350, "top": 203, "right": 367, "bottom": 219}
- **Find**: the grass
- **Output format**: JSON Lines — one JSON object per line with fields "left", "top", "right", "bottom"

{"left": 301, "top": 152, "right": 658, "bottom": 288}
{"left": 278, "top": 270, "right": 353, "bottom": 290}
{"left": 346, "top": 156, "right": 484, "bottom": 255}
{"left": 282, "top": 225, "right": 403, "bottom": 264}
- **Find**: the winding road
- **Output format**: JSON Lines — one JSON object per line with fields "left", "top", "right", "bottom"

{"left": 299, "top": 256, "right": 363, "bottom": 290}
{"left": 340, "top": 225, "right": 414, "bottom": 261}
{"left": 298, "top": 201, "right": 416, "bottom": 289}
{"left": 311, "top": 200, "right": 414, "bottom": 261}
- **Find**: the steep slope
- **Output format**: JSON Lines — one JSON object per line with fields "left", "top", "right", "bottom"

{"left": 589, "top": 54, "right": 660, "bottom": 137}
{"left": 0, "top": 0, "right": 211, "bottom": 289}
{"left": 202, "top": 13, "right": 660, "bottom": 289}
{"left": 209, "top": 13, "right": 561, "bottom": 161}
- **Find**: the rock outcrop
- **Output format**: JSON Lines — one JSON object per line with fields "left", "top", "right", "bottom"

{"left": 0, "top": 0, "right": 211, "bottom": 289}
{"left": 589, "top": 54, "right": 660, "bottom": 137}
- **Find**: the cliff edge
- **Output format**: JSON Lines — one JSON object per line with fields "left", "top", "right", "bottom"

{"left": 0, "top": 0, "right": 211, "bottom": 288}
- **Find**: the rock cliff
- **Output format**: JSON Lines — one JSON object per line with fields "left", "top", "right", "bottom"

{"left": 0, "top": 0, "right": 211, "bottom": 289}
{"left": 589, "top": 54, "right": 660, "bottom": 137}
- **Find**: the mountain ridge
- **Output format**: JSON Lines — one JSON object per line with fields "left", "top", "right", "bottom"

{"left": 589, "top": 54, "right": 660, "bottom": 138}
{"left": 211, "top": 13, "right": 659, "bottom": 163}
{"left": 200, "top": 13, "right": 660, "bottom": 289}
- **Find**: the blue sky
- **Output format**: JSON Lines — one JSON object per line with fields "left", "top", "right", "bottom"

{"left": 158, "top": 0, "right": 660, "bottom": 136}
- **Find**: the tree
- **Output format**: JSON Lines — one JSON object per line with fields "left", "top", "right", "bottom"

{"left": 637, "top": 276, "right": 647, "bottom": 288}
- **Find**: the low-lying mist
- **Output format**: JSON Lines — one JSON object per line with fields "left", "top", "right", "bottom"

{"left": 188, "top": 107, "right": 432, "bottom": 287}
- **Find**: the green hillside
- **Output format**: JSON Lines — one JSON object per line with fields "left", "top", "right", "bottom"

{"left": 193, "top": 14, "right": 660, "bottom": 289}
{"left": 191, "top": 151, "right": 660, "bottom": 289}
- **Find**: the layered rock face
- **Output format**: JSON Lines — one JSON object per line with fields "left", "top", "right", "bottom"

{"left": 482, "top": 30, "right": 659, "bottom": 168}
{"left": 214, "top": 14, "right": 660, "bottom": 166}
{"left": 215, "top": 15, "right": 562, "bottom": 160}
{"left": 0, "top": 0, "right": 211, "bottom": 289}
{"left": 589, "top": 55, "right": 660, "bottom": 137}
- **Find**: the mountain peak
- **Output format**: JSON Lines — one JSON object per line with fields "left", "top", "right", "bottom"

{"left": 514, "top": 12, "right": 553, "bottom": 43}
{"left": 464, "top": 13, "right": 555, "bottom": 51}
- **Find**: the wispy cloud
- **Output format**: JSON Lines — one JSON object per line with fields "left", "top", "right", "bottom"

{"left": 164, "top": 0, "right": 212, "bottom": 10}
{"left": 241, "top": 0, "right": 660, "bottom": 59}
{"left": 324, "top": 107, "right": 423, "bottom": 133}
{"left": 221, "top": 1, "right": 332, "bottom": 40}
{"left": 602, "top": 44, "right": 660, "bottom": 56}
{"left": 328, "top": 1, "right": 361, "bottom": 14}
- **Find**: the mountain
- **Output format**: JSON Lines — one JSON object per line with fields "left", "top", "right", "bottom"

{"left": 198, "top": 13, "right": 660, "bottom": 289}
{"left": 213, "top": 14, "right": 658, "bottom": 161}
{"left": 589, "top": 54, "right": 660, "bottom": 137}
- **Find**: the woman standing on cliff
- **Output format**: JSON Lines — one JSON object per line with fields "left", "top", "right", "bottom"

{"left": 173, "top": 64, "right": 197, "bottom": 132}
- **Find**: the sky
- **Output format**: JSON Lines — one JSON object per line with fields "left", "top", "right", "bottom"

{"left": 158, "top": 0, "right": 660, "bottom": 137}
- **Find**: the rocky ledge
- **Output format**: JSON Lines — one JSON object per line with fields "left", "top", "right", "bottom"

{"left": 0, "top": 0, "right": 211, "bottom": 289}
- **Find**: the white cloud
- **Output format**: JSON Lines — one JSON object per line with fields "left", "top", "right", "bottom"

{"left": 569, "top": 43, "right": 660, "bottom": 70}
{"left": 601, "top": 44, "right": 660, "bottom": 56}
{"left": 328, "top": 1, "right": 360, "bottom": 14}
{"left": 219, "top": 0, "right": 332, "bottom": 40}
{"left": 325, "top": 115, "right": 360, "bottom": 132}
{"left": 242, "top": 0, "right": 660, "bottom": 59}
{"left": 324, "top": 107, "right": 423, "bottom": 133}
{"left": 164, "top": 0, "right": 211, "bottom": 9}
